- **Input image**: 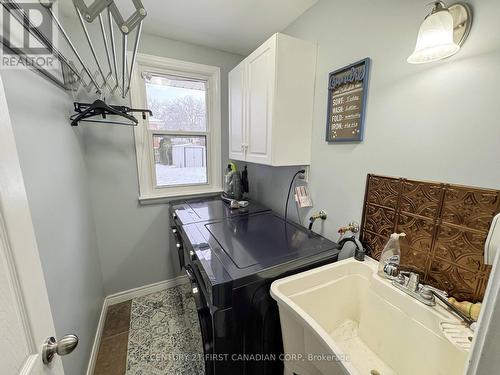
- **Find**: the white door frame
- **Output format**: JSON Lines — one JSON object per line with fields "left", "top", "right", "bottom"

{"left": 0, "top": 71, "right": 64, "bottom": 374}
{"left": 466, "top": 250, "right": 500, "bottom": 374}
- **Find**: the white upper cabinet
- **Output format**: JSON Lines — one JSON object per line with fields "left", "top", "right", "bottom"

{"left": 228, "top": 33, "right": 317, "bottom": 166}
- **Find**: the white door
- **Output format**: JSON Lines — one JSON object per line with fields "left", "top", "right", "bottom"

{"left": 0, "top": 73, "right": 71, "bottom": 374}
{"left": 228, "top": 63, "right": 246, "bottom": 161}
{"left": 245, "top": 37, "right": 275, "bottom": 165}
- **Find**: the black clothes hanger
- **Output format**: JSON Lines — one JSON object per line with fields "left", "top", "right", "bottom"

{"left": 70, "top": 99, "right": 153, "bottom": 126}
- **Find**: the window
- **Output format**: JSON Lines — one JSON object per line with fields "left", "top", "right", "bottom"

{"left": 132, "top": 54, "right": 222, "bottom": 202}
{"left": 147, "top": 76, "right": 208, "bottom": 187}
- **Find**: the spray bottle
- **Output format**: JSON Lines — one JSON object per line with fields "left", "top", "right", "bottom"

{"left": 378, "top": 233, "right": 406, "bottom": 277}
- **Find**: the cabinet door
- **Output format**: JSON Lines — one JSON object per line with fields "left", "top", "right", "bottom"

{"left": 245, "top": 38, "right": 275, "bottom": 165}
{"left": 228, "top": 63, "right": 246, "bottom": 161}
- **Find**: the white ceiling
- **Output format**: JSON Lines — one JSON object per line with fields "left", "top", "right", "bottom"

{"left": 59, "top": 0, "right": 319, "bottom": 55}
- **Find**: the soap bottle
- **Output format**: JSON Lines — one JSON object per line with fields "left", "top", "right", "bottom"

{"left": 377, "top": 233, "right": 406, "bottom": 277}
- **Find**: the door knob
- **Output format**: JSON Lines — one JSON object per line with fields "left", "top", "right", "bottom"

{"left": 42, "top": 334, "right": 79, "bottom": 365}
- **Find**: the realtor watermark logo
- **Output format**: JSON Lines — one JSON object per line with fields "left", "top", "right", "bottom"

{"left": 1, "top": 0, "right": 58, "bottom": 69}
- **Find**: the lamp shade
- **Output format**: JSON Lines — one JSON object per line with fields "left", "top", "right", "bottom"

{"left": 407, "top": 8, "right": 460, "bottom": 64}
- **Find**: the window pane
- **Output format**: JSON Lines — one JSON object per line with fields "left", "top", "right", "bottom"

{"left": 146, "top": 74, "right": 207, "bottom": 131}
{"left": 153, "top": 135, "right": 208, "bottom": 186}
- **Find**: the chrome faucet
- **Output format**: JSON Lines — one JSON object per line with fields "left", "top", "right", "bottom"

{"left": 381, "top": 257, "right": 476, "bottom": 328}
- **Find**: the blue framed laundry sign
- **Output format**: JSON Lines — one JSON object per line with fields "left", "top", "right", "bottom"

{"left": 326, "top": 58, "right": 370, "bottom": 142}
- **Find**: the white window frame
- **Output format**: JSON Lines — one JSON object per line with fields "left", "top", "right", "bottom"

{"left": 131, "top": 53, "right": 222, "bottom": 203}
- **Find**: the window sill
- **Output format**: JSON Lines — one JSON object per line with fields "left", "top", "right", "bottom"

{"left": 138, "top": 188, "right": 223, "bottom": 205}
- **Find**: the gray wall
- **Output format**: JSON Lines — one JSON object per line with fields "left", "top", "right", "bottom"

{"left": 72, "top": 29, "right": 244, "bottom": 294}
{"left": 2, "top": 18, "right": 243, "bottom": 375}
{"left": 240, "top": 0, "right": 500, "bottom": 243}
{"left": 2, "top": 70, "right": 104, "bottom": 375}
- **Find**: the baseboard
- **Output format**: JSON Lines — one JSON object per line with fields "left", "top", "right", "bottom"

{"left": 106, "top": 275, "right": 188, "bottom": 306}
{"left": 85, "top": 275, "right": 188, "bottom": 375}
{"left": 85, "top": 298, "right": 108, "bottom": 375}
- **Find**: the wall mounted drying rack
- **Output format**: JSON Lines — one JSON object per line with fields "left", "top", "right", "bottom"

{"left": 0, "top": 0, "right": 146, "bottom": 99}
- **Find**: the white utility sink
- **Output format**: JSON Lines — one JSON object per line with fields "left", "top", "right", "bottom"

{"left": 270, "top": 257, "right": 472, "bottom": 375}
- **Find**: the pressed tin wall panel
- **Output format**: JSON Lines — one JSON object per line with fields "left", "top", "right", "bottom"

{"left": 360, "top": 174, "right": 500, "bottom": 302}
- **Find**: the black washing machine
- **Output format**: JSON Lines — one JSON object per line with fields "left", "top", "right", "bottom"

{"left": 170, "top": 198, "right": 340, "bottom": 375}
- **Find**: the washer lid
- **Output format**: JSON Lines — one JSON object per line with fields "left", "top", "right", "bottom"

{"left": 205, "top": 213, "right": 338, "bottom": 269}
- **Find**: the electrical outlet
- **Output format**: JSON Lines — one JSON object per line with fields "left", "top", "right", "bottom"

{"left": 298, "top": 166, "right": 310, "bottom": 183}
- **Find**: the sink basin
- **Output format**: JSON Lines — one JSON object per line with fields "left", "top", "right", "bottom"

{"left": 270, "top": 257, "right": 471, "bottom": 375}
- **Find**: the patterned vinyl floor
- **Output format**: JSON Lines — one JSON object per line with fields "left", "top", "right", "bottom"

{"left": 126, "top": 284, "right": 205, "bottom": 375}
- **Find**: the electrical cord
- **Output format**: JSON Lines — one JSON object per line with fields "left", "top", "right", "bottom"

{"left": 284, "top": 169, "right": 305, "bottom": 223}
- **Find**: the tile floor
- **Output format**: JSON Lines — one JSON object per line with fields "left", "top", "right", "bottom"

{"left": 93, "top": 300, "right": 131, "bottom": 375}
{"left": 93, "top": 284, "right": 204, "bottom": 375}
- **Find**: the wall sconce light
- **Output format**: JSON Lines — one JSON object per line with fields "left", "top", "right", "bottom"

{"left": 408, "top": 2, "right": 472, "bottom": 64}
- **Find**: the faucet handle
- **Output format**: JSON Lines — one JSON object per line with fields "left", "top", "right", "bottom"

{"left": 420, "top": 284, "right": 448, "bottom": 303}
{"left": 407, "top": 272, "right": 420, "bottom": 292}
{"left": 421, "top": 284, "right": 448, "bottom": 297}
